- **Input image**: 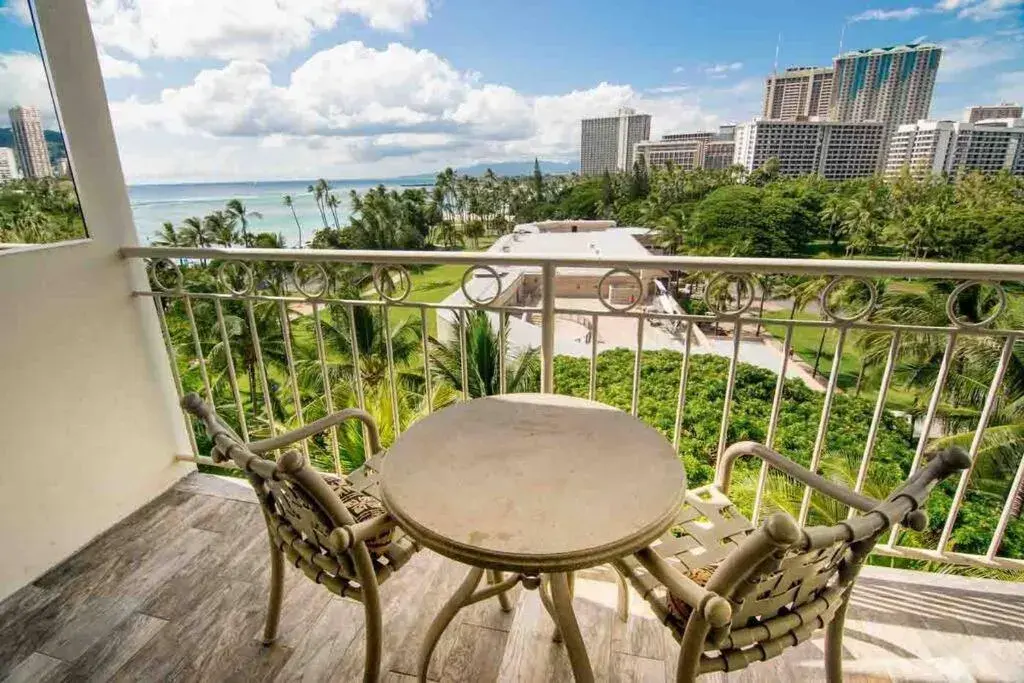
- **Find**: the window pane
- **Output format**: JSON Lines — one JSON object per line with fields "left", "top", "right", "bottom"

{"left": 0, "top": 0, "right": 86, "bottom": 247}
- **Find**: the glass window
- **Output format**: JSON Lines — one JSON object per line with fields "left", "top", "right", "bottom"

{"left": 0, "top": 0, "right": 86, "bottom": 249}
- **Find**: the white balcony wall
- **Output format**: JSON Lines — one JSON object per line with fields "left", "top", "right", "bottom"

{"left": 0, "top": 0, "right": 192, "bottom": 600}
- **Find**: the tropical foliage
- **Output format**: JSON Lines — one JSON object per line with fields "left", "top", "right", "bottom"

{"left": 0, "top": 178, "right": 85, "bottom": 244}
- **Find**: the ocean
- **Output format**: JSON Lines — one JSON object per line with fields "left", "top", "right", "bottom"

{"left": 128, "top": 179, "right": 426, "bottom": 247}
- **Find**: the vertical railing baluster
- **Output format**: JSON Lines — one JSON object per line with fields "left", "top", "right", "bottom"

{"left": 938, "top": 334, "right": 1017, "bottom": 552}
{"left": 245, "top": 300, "right": 276, "bottom": 443}
{"left": 183, "top": 295, "right": 214, "bottom": 406}
{"left": 499, "top": 310, "right": 508, "bottom": 395}
{"left": 589, "top": 314, "right": 599, "bottom": 401}
{"left": 383, "top": 303, "right": 401, "bottom": 438}
{"left": 420, "top": 306, "right": 433, "bottom": 413}
{"left": 716, "top": 319, "right": 743, "bottom": 461}
{"left": 798, "top": 326, "right": 847, "bottom": 526}
{"left": 886, "top": 332, "right": 957, "bottom": 547}
{"left": 214, "top": 298, "right": 248, "bottom": 441}
{"left": 752, "top": 323, "right": 793, "bottom": 525}
{"left": 631, "top": 313, "right": 645, "bottom": 417}
{"left": 671, "top": 322, "right": 694, "bottom": 452}
{"left": 458, "top": 309, "right": 470, "bottom": 401}
{"left": 344, "top": 302, "right": 371, "bottom": 461}
{"left": 848, "top": 331, "right": 901, "bottom": 518}
{"left": 988, "top": 410, "right": 1024, "bottom": 559}
{"left": 541, "top": 263, "right": 556, "bottom": 394}
{"left": 154, "top": 295, "right": 199, "bottom": 456}
{"left": 311, "top": 302, "right": 341, "bottom": 475}
{"left": 277, "top": 299, "right": 307, "bottom": 457}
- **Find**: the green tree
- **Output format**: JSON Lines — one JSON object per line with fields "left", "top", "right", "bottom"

{"left": 429, "top": 311, "right": 539, "bottom": 398}
{"left": 226, "top": 198, "right": 262, "bottom": 247}
{"left": 283, "top": 194, "right": 303, "bottom": 247}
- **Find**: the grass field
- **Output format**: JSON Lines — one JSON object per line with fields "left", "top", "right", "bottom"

{"left": 762, "top": 311, "right": 924, "bottom": 411}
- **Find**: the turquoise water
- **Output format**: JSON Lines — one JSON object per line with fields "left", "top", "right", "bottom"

{"left": 129, "top": 179, "right": 424, "bottom": 247}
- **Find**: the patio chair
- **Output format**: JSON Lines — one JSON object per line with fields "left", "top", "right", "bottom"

{"left": 613, "top": 440, "right": 970, "bottom": 683}
{"left": 182, "top": 394, "right": 419, "bottom": 683}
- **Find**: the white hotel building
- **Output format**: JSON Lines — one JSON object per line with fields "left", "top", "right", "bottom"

{"left": 885, "top": 119, "right": 1024, "bottom": 179}
{"left": 732, "top": 119, "right": 886, "bottom": 179}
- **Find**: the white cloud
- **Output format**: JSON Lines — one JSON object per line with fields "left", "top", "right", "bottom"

{"left": 937, "top": 32, "right": 1023, "bottom": 81}
{"left": 85, "top": 0, "right": 429, "bottom": 61}
{"left": 647, "top": 84, "right": 691, "bottom": 94}
{"left": 98, "top": 51, "right": 142, "bottom": 79}
{"left": 672, "top": 66, "right": 685, "bottom": 74}
{"left": 0, "top": 0, "right": 31, "bottom": 24}
{"left": 0, "top": 52, "right": 58, "bottom": 127}
{"left": 850, "top": 7, "right": 925, "bottom": 21}
{"left": 704, "top": 62, "right": 743, "bottom": 75}
{"left": 936, "top": 0, "right": 1023, "bottom": 20}
{"left": 105, "top": 41, "right": 765, "bottom": 182}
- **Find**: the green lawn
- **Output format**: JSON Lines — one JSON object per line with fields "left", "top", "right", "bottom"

{"left": 382, "top": 262, "right": 466, "bottom": 336}
{"left": 762, "top": 311, "right": 924, "bottom": 411}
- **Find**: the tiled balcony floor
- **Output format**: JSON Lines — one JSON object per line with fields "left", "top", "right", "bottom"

{"left": 2, "top": 473, "right": 1023, "bottom": 682}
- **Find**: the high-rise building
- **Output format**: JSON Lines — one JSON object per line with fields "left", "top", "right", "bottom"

{"left": 885, "top": 119, "right": 1024, "bottom": 179}
{"left": 580, "top": 108, "right": 651, "bottom": 175}
{"left": 762, "top": 66, "right": 834, "bottom": 120}
{"left": 634, "top": 126, "right": 735, "bottom": 170}
{"left": 830, "top": 44, "right": 941, "bottom": 127}
{"left": 732, "top": 119, "right": 886, "bottom": 180}
{"left": 9, "top": 106, "right": 53, "bottom": 179}
{"left": 0, "top": 147, "right": 19, "bottom": 182}
{"left": 966, "top": 104, "right": 1023, "bottom": 123}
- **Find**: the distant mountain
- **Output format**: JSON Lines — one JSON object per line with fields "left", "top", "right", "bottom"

{"left": 456, "top": 160, "right": 578, "bottom": 177}
{"left": 0, "top": 128, "right": 68, "bottom": 166}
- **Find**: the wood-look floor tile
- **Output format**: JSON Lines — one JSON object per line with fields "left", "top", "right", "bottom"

{"left": 58, "top": 611, "right": 167, "bottom": 683}
{"left": 0, "top": 652, "right": 67, "bottom": 683}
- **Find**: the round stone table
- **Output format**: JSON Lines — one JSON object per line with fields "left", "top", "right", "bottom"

{"left": 380, "top": 393, "right": 686, "bottom": 682}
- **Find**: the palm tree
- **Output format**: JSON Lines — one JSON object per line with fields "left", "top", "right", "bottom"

{"left": 226, "top": 198, "right": 262, "bottom": 247}
{"left": 204, "top": 210, "right": 239, "bottom": 247}
{"left": 429, "top": 311, "right": 540, "bottom": 398}
{"left": 308, "top": 182, "right": 329, "bottom": 229}
{"left": 430, "top": 221, "right": 463, "bottom": 249}
{"left": 654, "top": 208, "right": 688, "bottom": 255}
{"left": 152, "top": 221, "right": 181, "bottom": 247}
{"left": 283, "top": 194, "right": 303, "bottom": 247}
{"left": 326, "top": 192, "right": 342, "bottom": 228}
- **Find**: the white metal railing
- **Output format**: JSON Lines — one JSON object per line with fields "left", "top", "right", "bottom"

{"left": 122, "top": 245, "right": 1024, "bottom": 571}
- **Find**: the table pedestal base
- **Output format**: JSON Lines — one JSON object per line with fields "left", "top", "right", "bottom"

{"left": 417, "top": 567, "right": 595, "bottom": 683}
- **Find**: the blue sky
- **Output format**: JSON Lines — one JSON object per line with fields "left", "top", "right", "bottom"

{"left": 1, "top": 0, "right": 1022, "bottom": 183}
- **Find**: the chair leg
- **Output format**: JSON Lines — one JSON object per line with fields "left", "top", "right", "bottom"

{"left": 418, "top": 566, "right": 484, "bottom": 683}
{"left": 825, "top": 598, "right": 850, "bottom": 683}
{"left": 262, "top": 541, "right": 285, "bottom": 646}
{"left": 363, "top": 594, "right": 384, "bottom": 683}
{"left": 613, "top": 568, "right": 629, "bottom": 623}
{"left": 489, "top": 570, "right": 514, "bottom": 613}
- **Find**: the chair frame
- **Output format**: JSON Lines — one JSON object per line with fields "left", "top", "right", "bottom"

{"left": 615, "top": 440, "right": 970, "bottom": 683}
{"left": 183, "top": 393, "right": 414, "bottom": 683}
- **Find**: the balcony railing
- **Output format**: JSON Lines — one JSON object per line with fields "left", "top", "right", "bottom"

{"left": 122, "top": 245, "right": 1024, "bottom": 572}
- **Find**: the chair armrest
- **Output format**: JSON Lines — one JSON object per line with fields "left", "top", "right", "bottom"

{"left": 327, "top": 513, "right": 398, "bottom": 553}
{"left": 247, "top": 408, "right": 382, "bottom": 455}
{"left": 634, "top": 548, "right": 732, "bottom": 627}
{"left": 715, "top": 441, "right": 880, "bottom": 513}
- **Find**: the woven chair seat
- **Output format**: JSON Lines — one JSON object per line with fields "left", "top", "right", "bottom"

{"left": 618, "top": 484, "right": 756, "bottom": 633}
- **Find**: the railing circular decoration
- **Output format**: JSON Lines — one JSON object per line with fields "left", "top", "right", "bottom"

{"left": 819, "top": 276, "right": 878, "bottom": 324}
{"left": 372, "top": 264, "right": 412, "bottom": 303}
{"left": 217, "top": 261, "right": 255, "bottom": 296}
{"left": 703, "top": 273, "right": 756, "bottom": 317}
{"left": 148, "top": 258, "right": 184, "bottom": 293}
{"left": 598, "top": 267, "right": 645, "bottom": 312}
{"left": 461, "top": 265, "right": 503, "bottom": 306}
{"left": 292, "top": 262, "right": 330, "bottom": 299}
{"left": 945, "top": 280, "right": 1007, "bottom": 329}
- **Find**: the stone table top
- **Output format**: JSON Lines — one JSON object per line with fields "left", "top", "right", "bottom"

{"left": 381, "top": 393, "right": 687, "bottom": 573}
